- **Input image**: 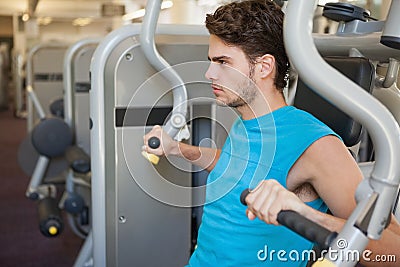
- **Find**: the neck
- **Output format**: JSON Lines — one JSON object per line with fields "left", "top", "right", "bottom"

{"left": 238, "top": 89, "right": 287, "bottom": 120}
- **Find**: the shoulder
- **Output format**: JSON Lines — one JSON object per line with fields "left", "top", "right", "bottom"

{"left": 277, "top": 107, "right": 337, "bottom": 136}
{"left": 274, "top": 107, "right": 341, "bottom": 174}
{"left": 303, "top": 134, "right": 346, "bottom": 160}
{"left": 291, "top": 135, "right": 350, "bottom": 182}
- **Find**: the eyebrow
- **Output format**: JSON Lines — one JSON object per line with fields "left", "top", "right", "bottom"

{"left": 208, "top": 55, "right": 231, "bottom": 62}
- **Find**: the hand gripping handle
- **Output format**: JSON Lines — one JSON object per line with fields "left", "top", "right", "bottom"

{"left": 142, "top": 137, "right": 161, "bottom": 165}
{"left": 240, "top": 189, "right": 337, "bottom": 250}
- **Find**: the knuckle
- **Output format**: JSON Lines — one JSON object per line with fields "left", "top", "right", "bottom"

{"left": 246, "top": 194, "right": 253, "bottom": 205}
{"left": 259, "top": 209, "right": 268, "bottom": 219}
{"left": 277, "top": 189, "right": 286, "bottom": 198}
{"left": 267, "top": 210, "right": 275, "bottom": 219}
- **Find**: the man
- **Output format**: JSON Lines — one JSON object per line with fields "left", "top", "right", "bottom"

{"left": 143, "top": 0, "right": 400, "bottom": 266}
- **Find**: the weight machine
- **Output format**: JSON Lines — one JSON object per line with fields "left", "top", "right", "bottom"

{"left": 89, "top": 0, "right": 400, "bottom": 266}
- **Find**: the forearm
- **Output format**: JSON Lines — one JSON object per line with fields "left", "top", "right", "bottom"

{"left": 301, "top": 205, "right": 343, "bottom": 233}
{"left": 244, "top": 179, "right": 399, "bottom": 266}
{"left": 143, "top": 125, "right": 220, "bottom": 171}
{"left": 170, "top": 141, "right": 221, "bottom": 172}
{"left": 302, "top": 207, "right": 400, "bottom": 266}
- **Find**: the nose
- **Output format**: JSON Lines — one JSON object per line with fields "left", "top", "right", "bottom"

{"left": 205, "top": 62, "right": 216, "bottom": 81}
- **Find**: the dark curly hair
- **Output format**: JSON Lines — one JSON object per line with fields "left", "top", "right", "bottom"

{"left": 205, "top": 0, "right": 289, "bottom": 91}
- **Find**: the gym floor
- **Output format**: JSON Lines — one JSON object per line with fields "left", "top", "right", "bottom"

{"left": 0, "top": 108, "right": 83, "bottom": 267}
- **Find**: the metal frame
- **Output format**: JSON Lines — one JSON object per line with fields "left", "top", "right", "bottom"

{"left": 285, "top": 1, "right": 400, "bottom": 266}
{"left": 26, "top": 42, "right": 69, "bottom": 131}
{"left": 90, "top": 23, "right": 209, "bottom": 267}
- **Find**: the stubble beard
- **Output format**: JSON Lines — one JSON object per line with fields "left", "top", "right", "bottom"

{"left": 218, "top": 67, "right": 258, "bottom": 108}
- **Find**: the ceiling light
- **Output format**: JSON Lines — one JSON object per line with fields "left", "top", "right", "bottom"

{"left": 161, "top": 0, "right": 173, "bottom": 9}
{"left": 72, "top": 18, "right": 93, "bottom": 27}
{"left": 122, "top": 8, "right": 146, "bottom": 21}
{"left": 22, "top": 12, "right": 30, "bottom": 22}
{"left": 37, "top": 17, "right": 52, "bottom": 26}
{"left": 122, "top": 0, "right": 173, "bottom": 22}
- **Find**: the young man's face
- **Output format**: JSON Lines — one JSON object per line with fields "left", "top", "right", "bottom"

{"left": 205, "top": 34, "right": 258, "bottom": 108}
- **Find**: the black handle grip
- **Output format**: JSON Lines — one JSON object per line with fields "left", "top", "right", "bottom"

{"left": 148, "top": 137, "right": 160, "bottom": 149}
{"left": 38, "top": 197, "right": 64, "bottom": 237}
{"left": 240, "top": 189, "right": 336, "bottom": 250}
{"left": 277, "top": 210, "right": 337, "bottom": 250}
{"left": 240, "top": 188, "right": 251, "bottom": 206}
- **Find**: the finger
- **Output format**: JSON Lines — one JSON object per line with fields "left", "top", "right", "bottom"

{"left": 249, "top": 180, "right": 264, "bottom": 193}
{"left": 246, "top": 209, "right": 257, "bottom": 220}
{"left": 248, "top": 181, "right": 281, "bottom": 224}
{"left": 247, "top": 183, "right": 270, "bottom": 215}
{"left": 150, "top": 125, "right": 161, "bottom": 135}
{"left": 267, "top": 204, "right": 282, "bottom": 226}
{"left": 259, "top": 192, "right": 280, "bottom": 224}
{"left": 244, "top": 180, "right": 265, "bottom": 205}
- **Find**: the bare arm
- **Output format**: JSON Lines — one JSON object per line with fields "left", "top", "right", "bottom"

{"left": 173, "top": 142, "right": 221, "bottom": 172}
{"left": 143, "top": 125, "right": 221, "bottom": 172}
{"left": 244, "top": 135, "right": 400, "bottom": 266}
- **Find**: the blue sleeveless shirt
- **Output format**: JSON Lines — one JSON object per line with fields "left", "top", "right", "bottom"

{"left": 187, "top": 106, "right": 339, "bottom": 267}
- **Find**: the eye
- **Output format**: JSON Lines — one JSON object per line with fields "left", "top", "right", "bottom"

{"left": 217, "top": 59, "right": 227, "bottom": 65}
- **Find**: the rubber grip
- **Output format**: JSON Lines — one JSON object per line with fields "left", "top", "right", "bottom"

{"left": 148, "top": 137, "right": 160, "bottom": 149}
{"left": 240, "top": 188, "right": 251, "bottom": 206}
{"left": 277, "top": 210, "right": 336, "bottom": 250}
{"left": 38, "top": 197, "right": 63, "bottom": 237}
{"left": 142, "top": 137, "right": 161, "bottom": 164}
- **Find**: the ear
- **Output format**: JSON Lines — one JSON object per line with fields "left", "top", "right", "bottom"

{"left": 257, "top": 54, "right": 275, "bottom": 79}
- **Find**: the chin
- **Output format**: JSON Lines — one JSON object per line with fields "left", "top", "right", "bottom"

{"left": 215, "top": 99, "right": 228, "bottom": 107}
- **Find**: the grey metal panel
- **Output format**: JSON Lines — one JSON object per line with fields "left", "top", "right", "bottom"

{"left": 110, "top": 37, "right": 203, "bottom": 267}
{"left": 33, "top": 48, "right": 66, "bottom": 73}
{"left": 72, "top": 44, "right": 98, "bottom": 155}
{"left": 97, "top": 25, "right": 239, "bottom": 266}
{"left": 31, "top": 81, "right": 63, "bottom": 118}
{"left": 115, "top": 38, "right": 173, "bottom": 108}
{"left": 64, "top": 39, "right": 100, "bottom": 130}
{"left": 74, "top": 45, "right": 96, "bottom": 84}
{"left": 116, "top": 128, "right": 192, "bottom": 266}
{"left": 90, "top": 25, "right": 239, "bottom": 266}
{"left": 90, "top": 24, "right": 211, "bottom": 267}
{"left": 27, "top": 44, "right": 68, "bottom": 131}
{"left": 115, "top": 37, "right": 209, "bottom": 108}
{"left": 74, "top": 93, "right": 91, "bottom": 154}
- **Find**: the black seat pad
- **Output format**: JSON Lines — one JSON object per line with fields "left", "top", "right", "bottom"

{"left": 294, "top": 56, "right": 374, "bottom": 147}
